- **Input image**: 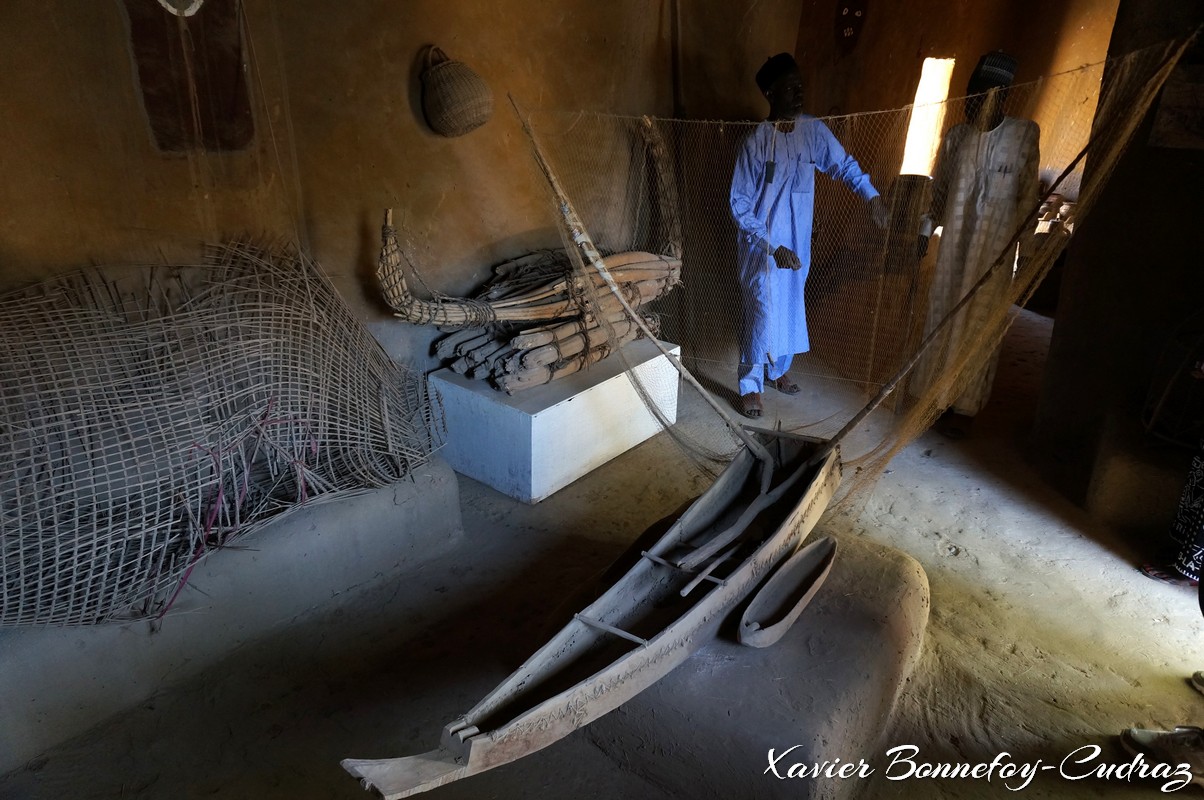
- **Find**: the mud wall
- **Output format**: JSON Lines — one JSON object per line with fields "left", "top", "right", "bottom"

{"left": 0, "top": 1, "right": 807, "bottom": 367}
{"left": 796, "top": 0, "right": 1118, "bottom": 117}
{"left": 1033, "top": 0, "right": 1204, "bottom": 521}
{"left": 0, "top": 1, "right": 1119, "bottom": 363}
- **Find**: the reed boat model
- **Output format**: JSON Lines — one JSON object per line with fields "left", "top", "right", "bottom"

{"left": 342, "top": 430, "right": 841, "bottom": 798}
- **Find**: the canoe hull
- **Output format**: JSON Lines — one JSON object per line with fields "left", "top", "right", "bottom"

{"left": 343, "top": 435, "right": 841, "bottom": 799}
{"left": 738, "top": 535, "right": 838, "bottom": 648}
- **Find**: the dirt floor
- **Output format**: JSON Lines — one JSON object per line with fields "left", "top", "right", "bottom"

{"left": 840, "top": 308, "right": 1204, "bottom": 798}
{"left": 4, "top": 307, "right": 1204, "bottom": 799}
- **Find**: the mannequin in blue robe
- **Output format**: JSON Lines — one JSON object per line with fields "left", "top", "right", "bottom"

{"left": 730, "top": 53, "right": 885, "bottom": 418}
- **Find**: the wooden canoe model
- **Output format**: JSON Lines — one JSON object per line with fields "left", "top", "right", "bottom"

{"left": 738, "top": 535, "right": 837, "bottom": 649}
{"left": 341, "top": 431, "right": 841, "bottom": 798}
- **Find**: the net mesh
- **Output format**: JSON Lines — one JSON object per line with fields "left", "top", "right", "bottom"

{"left": 513, "top": 37, "right": 1192, "bottom": 497}
{"left": 0, "top": 241, "right": 436, "bottom": 627}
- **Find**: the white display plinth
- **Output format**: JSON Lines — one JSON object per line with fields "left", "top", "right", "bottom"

{"left": 429, "top": 339, "right": 681, "bottom": 504}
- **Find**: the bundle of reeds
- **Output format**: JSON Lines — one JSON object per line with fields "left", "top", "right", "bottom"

{"left": 376, "top": 210, "right": 681, "bottom": 393}
{"left": 432, "top": 307, "right": 661, "bottom": 391}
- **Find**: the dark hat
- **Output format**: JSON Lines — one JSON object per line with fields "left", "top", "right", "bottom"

{"left": 970, "top": 51, "right": 1017, "bottom": 89}
{"left": 755, "top": 53, "right": 799, "bottom": 93}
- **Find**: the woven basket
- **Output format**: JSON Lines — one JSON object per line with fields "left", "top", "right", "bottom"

{"left": 421, "top": 46, "right": 493, "bottom": 137}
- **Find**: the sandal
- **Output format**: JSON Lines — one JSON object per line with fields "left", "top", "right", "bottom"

{"left": 769, "top": 375, "right": 801, "bottom": 395}
{"left": 1140, "top": 563, "right": 1198, "bottom": 587}
{"left": 740, "top": 391, "right": 763, "bottom": 418}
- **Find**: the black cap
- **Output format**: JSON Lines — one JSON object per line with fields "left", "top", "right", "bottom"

{"left": 970, "top": 51, "right": 1017, "bottom": 89}
{"left": 756, "top": 53, "right": 798, "bottom": 93}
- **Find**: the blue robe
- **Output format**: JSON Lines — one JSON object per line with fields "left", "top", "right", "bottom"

{"left": 730, "top": 115, "right": 878, "bottom": 390}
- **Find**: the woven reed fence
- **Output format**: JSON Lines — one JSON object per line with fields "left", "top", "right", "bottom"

{"left": 0, "top": 240, "right": 436, "bottom": 627}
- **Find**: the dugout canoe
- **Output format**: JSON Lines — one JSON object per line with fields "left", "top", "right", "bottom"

{"left": 737, "top": 535, "right": 837, "bottom": 648}
{"left": 341, "top": 430, "right": 841, "bottom": 799}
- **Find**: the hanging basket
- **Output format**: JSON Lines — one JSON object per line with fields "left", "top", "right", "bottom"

{"left": 421, "top": 46, "right": 493, "bottom": 137}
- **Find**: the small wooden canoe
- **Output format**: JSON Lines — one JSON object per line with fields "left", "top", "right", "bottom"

{"left": 738, "top": 535, "right": 837, "bottom": 648}
{"left": 341, "top": 431, "right": 841, "bottom": 799}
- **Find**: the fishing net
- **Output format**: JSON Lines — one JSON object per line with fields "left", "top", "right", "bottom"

{"left": 502, "top": 36, "right": 1193, "bottom": 496}
{"left": 0, "top": 241, "right": 436, "bottom": 627}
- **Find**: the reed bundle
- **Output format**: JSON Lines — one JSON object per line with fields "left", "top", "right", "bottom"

{"left": 376, "top": 210, "right": 681, "bottom": 392}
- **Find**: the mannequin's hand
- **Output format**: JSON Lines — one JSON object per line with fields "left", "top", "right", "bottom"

{"left": 772, "top": 245, "right": 801, "bottom": 271}
{"left": 869, "top": 196, "right": 889, "bottom": 229}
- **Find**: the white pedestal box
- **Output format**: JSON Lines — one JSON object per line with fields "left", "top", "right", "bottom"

{"left": 429, "top": 338, "right": 681, "bottom": 503}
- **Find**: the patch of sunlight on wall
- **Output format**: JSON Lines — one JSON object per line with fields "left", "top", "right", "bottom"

{"left": 900, "top": 57, "right": 955, "bottom": 176}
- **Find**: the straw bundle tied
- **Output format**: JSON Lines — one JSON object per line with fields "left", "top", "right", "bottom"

{"left": 377, "top": 209, "right": 680, "bottom": 392}
{"left": 0, "top": 241, "right": 435, "bottom": 627}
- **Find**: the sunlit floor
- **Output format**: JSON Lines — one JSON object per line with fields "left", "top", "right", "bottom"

{"left": 675, "top": 307, "right": 1204, "bottom": 797}
{"left": 4, "top": 308, "right": 1203, "bottom": 799}
{"left": 842, "top": 308, "right": 1204, "bottom": 799}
